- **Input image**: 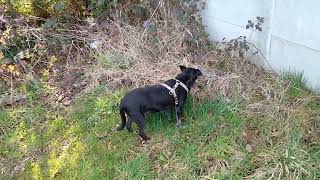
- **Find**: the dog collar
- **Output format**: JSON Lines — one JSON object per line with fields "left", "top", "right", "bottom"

{"left": 161, "top": 79, "right": 189, "bottom": 105}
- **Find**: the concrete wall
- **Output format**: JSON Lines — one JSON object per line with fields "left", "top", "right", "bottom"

{"left": 202, "top": 0, "right": 320, "bottom": 90}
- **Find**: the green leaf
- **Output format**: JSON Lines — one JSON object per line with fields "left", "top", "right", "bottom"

{"left": 54, "top": 1, "right": 64, "bottom": 12}
{"left": 43, "top": 19, "right": 58, "bottom": 29}
{"left": 147, "top": 24, "right": 157, "bottom": 34}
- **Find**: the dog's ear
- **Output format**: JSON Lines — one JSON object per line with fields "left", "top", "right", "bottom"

{"left": 195, "top": 69, "right": 202, "bottom": 76}
{"left": 179, "top": 65, "right": 186, "bottom": 71}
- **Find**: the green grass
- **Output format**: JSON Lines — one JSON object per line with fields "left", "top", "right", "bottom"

{"left": 282, "top": 71, "right": 310, "bottom": 99}
{"left": 1, "top": 85, "right": 319, "bottom": 179}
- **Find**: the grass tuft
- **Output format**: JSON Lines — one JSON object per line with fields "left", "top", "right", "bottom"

{"left": 282, "top": 71, "right": 310, "bottom": 99}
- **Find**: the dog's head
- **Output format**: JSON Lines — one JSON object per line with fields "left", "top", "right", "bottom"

{"left": 178, "top": 65, "right": 202, "bottom": 87}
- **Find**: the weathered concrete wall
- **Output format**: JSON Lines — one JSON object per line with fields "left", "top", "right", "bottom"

{"left": 202, "top": 0, "right": 320, "bottom": 90}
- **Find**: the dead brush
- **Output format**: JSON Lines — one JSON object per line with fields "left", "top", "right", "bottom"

{"left": 81, "top": 1, "right": 210, "bottom": 91}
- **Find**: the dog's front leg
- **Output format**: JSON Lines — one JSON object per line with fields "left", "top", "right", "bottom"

{"left": 175, "top": 105, "right": 182, "bottom": 127}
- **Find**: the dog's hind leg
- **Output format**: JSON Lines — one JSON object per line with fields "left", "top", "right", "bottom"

{"left": 116, "top": 107, "right": 127, "bottom": 131}
{"left": 126, "top": 117, "right": 134, "bottom": 132}
{"left": 132, "top": 114, "right": 149, "bottom": 141}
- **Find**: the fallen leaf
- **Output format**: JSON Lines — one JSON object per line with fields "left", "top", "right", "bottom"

{"left": 50, "top": 56, "right": 57, "bottom": 63}
{"left": 63, "top": 99, "right": 72, "bottom": 106}
{"left": 19, "top": 60, "right": 28, "bottom": 66}
{"left": 14, "top": 70, "right": 20, "bottom": 76}
{"left": 245, "top": 144, "right": 252, "bottom": 152}
{"left": 8, "top": 64, "right": 15, "bottom": 72}
{"left": 37, "top": 43, "right": 46, "bottom": 49}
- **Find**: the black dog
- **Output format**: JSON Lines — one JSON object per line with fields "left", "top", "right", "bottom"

{"left": 116, "top": 66, "right": 202, "bottom": 140}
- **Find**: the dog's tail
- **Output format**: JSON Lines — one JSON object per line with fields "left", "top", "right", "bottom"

{"left": 116, "top": 106, "right": 126, "bottom": 131}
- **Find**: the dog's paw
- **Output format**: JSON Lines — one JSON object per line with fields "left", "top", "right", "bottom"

{"left": 142, "top": 139, "right": 148, "bottom": 145}
{"left": 140, "top": 135, "right": 150, "bottom": 141}
{"left": 176, "top": 122, "right": 188, "bottom": 129}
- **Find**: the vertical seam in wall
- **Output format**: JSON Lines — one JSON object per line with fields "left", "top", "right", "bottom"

{"left": 266, "top": 0, "right": 276, "bottom": 67}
